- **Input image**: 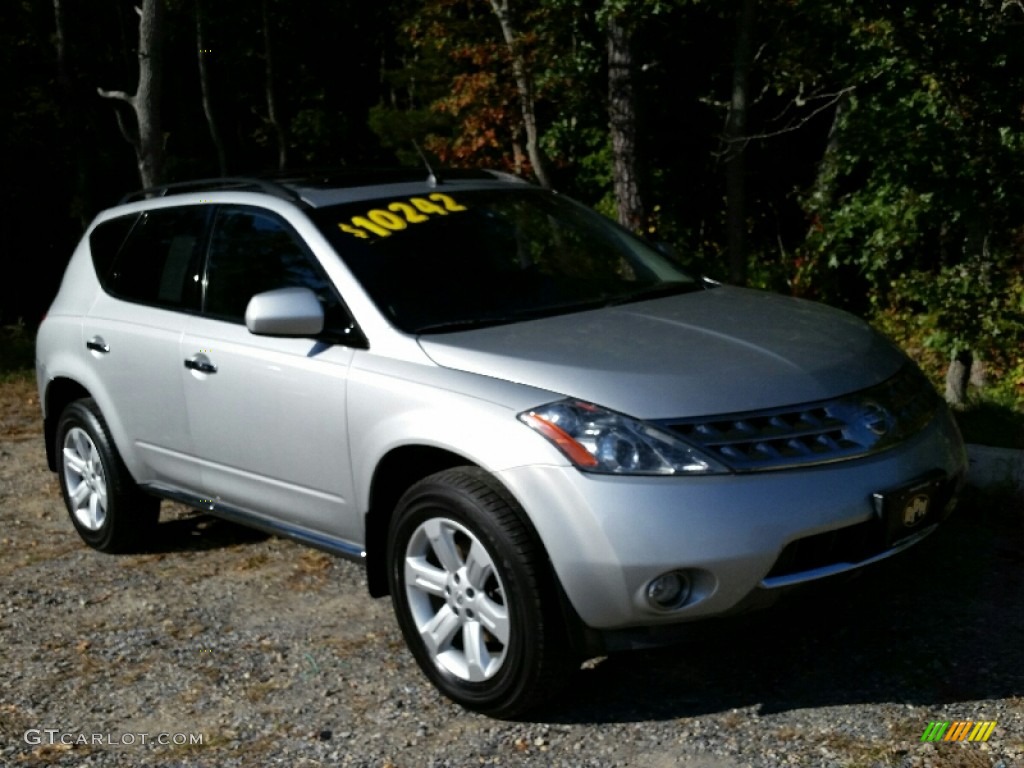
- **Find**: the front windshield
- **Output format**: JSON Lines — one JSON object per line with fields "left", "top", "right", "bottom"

{"left": 312, "top": 187, "right": 699, "bottom": 334}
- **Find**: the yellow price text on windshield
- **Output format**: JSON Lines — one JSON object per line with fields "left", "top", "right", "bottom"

{"left": 337, "top": 193, "right": 468, "bottom": 239}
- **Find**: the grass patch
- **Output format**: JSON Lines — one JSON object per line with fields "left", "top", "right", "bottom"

{"left": 235, "top": 552, "right": 271, "bottom": 571}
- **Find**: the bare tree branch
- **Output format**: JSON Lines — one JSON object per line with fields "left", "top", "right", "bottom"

{"left": 96, "top": 87, "right": 139, "bottom": 148}
{"left": 96, "top": 87, "right": 134, "bottom": 104}
{"left": 97, "top": 0, "right": 164, "bottom": 188}
{"left": 719, "top": 85, "right": 856, "bottom": 151}
{"left": 114, "top": 109, "right": 139, "bottom": 149}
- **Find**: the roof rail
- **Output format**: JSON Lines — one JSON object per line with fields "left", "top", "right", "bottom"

{"left": 119, "top": 177, "right": 304, "bottom": 205}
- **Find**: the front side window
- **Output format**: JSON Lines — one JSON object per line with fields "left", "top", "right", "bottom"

{"left": 203, "top": 206, "right": 354, "bottom": 335}
{"left": 310, "top": 188, "right": 699, "bottom": 334}
{"left": 99, "top": 207, "right": 208, "bottom": 311}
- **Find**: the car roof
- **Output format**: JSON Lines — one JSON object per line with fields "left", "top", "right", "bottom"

{"left": 119, "top": 168, "right": 529, "bottom": 209}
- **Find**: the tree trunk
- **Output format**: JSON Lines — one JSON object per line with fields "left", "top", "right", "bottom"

{"left": 607, "top": 14, "right": 645, "bottom": 233}
{"left": 53, "top": 0, "right": 68, "bottom": 89}
{"left": 945, "top": 349, "right": 973, "bottom": 408}
{"left": 97, "top": 0, "right": 165, "bottom": 189}
{"left": 724, "top": 0, "right": 756, "bottom": 285}
{"left": 53, "top": 0, "right": 91, "bottom": 224}
{"left": 487, "top": 0, "right": 551, "bottom": 188}
{"left": 196, "top": 0, "right": 227, "bottom": 176}
{"left": 262, "top": 0, "right": 287, "bottom": 171}
{"left": 511, "top": 135, "right": 526, "bottom": 177}
{"left": 807, "top": 92, "right": 848, "bottom": 217}
{"left": 135, "top": 0, "right": 164, "bottom": 189}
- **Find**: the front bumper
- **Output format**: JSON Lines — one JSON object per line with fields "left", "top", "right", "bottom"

{"left": 497, "top": 407, "right": 966, "bottom": 632}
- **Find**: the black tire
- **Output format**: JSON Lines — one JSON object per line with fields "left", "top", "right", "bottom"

{"left": 387, "top": 467, "right": 571, "bottom": 718}
{"left": 55, "top": 398, "right": 159, "bottom": 553}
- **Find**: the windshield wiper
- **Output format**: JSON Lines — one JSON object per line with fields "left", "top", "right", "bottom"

{"left": 602, "top": 282, "right": 701, "bottom": 307}
{"left": 414, "top": 283, "right": 700, "bottom": 334}
{"left": 414, "top": 316, "right": 513, "bottom": 334}
{"left": 415, "top": 298, "right": 608, "bottom": 333}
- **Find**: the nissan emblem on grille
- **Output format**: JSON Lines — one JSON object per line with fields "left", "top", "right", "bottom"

{"left": 859, "top": 400, "right": 893, "bottom": 437}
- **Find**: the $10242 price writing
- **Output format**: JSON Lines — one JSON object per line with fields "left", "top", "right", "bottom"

{"left": 337, "top": 193, "right": 467, "bottom": 240}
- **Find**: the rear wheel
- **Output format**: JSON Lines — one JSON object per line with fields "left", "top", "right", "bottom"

{"left": 387, "top": 467, "right": 570, "bottom": 718}
{"left": 56, "top": 399, "right": 158, "bottom": 553}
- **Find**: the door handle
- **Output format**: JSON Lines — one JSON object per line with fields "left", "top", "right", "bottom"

{"left": 184, "top": 356, "right": 218, "bottom": 374}
{"left": 86, "top": 336, "right": 109, "bottom": 354}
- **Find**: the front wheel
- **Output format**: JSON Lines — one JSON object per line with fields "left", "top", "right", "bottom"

{"left": 387, "top": 468, "right": 571, "bottom": 718}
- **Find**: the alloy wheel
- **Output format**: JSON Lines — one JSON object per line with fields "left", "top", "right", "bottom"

{"left": 402, "top": 517, "right": 510, "bottom": 682}
{"left": 61, "top": 426, "right": 109, "bottom": 531}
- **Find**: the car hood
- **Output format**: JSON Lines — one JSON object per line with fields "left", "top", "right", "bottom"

{"left": 417, "top": 286, "right": 907, "bottom": 419}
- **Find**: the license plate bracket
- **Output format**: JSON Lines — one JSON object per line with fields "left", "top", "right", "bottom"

{"left": 872, "top": 470, "right": 947, "bottom": 547}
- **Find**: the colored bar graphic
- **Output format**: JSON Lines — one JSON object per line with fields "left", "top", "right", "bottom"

{"left": 921, "top": 722, "right": 949, "bottom": 742}
{"left": 968, "top": 722, "right": 997, "bottom": 742}
{"left": 921, "top": 721, "right": 997, "bottom": 742}
{"left": 945, "top": 721, "right": 973, "bottom": 741}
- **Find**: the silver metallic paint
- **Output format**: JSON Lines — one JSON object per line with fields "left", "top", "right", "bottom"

{"left": 37, "top": 177, "right": 968, "bottom": 638}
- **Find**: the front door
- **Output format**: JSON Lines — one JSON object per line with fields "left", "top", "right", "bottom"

{"left": 181, "top": 205, "right": 361, "bottom": 543}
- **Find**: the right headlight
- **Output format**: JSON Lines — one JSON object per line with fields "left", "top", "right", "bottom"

{"left": 519, "top": 400, "right": 730, "bottom": 475}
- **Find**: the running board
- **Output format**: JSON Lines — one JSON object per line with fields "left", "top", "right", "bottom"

{"left": 142, "top": 484, "right": 366, "bottom": 562}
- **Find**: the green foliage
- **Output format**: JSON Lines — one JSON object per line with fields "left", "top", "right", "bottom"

{"left": 787, "top": 0, "right": 1024, "bottom": 403}
{"left": 4, "top": 0, "right": 1024, "bottom": 413}
{"left": 890, "top": 255, "right": 1024, "bottom": 362}
{"left": 370, "top": 0, "right": 521, "bottom": 170}
{"left": 369, "top": 105, "right": 453, "bottom": 166}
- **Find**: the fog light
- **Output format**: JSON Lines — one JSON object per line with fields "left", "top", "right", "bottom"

{"left": 646, "top": 571, "right": 691, "bottom": 609}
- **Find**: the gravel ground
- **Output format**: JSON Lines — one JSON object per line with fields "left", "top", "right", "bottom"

{"left": 1, "top": 380, "right": 1022, "bottom": 767}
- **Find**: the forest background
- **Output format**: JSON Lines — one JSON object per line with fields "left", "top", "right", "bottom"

{"left": 2, "top": 0, "right": 1023, "bottom": 425}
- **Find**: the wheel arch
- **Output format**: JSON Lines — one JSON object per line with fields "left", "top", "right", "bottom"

{"left": 363, "top": 448, "right": 558, "bottom": 602}
{"left": 363, "top": 445, "right": 474, "bottom": 597}
{"left": 43, "top": 377, "right": 92, "bottom": 471}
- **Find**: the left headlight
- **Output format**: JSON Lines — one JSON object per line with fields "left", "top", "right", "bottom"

{"left": 519, "top": 400, "right": 730, "bottom": 475}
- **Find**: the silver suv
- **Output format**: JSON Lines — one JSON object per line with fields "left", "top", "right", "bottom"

{"left": 36, "top": 171, "right": 966, "bottom": 716}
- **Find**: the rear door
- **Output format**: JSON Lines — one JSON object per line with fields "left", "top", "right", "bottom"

{"left": 180, "top": 205, "right": 361, "bottom": 542}
{"left": 85, "top": 206, "right": 209, "bottom": 491}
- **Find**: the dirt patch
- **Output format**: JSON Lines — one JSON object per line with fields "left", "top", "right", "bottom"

{"left": 0, "top": 372, "right": 40, "bottom": 440}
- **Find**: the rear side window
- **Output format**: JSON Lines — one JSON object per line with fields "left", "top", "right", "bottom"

{"left": 99, "top": 207, "right": 209, "bottom": 311}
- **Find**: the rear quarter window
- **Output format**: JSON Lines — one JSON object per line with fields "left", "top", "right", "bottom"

{"left": 95, "top": 207, "right": 210, "bottom": 311}
{"left": 89, "top": 214, "right": 138, "bottom": 285}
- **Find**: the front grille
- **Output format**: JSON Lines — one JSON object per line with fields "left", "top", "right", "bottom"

{"left": 661, "top": 365, "right": 940, "bottom": 472}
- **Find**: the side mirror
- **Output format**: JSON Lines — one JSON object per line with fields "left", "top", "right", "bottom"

{"left": 245, "top": 286, "right": 325, "bottom": 337}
